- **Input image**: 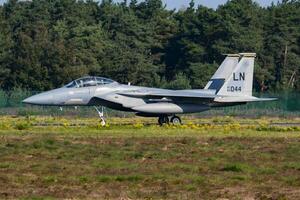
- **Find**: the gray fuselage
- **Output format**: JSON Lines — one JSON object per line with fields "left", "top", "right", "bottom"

{"left": 23, "top": 81, "right": 226, "bottom": 116}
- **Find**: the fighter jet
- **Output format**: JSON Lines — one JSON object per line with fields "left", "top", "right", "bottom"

{"left": 23, "top": 53, "right": 276, "bottom": 125}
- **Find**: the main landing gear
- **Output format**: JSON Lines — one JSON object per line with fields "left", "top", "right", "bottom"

{"left": 158, "top": 115, "right": 182, "bottom": 126}
{"left": 94, "top": 106, "right": 106, "bottom": 126}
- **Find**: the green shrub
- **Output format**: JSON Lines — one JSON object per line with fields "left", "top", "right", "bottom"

{"left": 78, "top": 176, "right": 89, "bottom": 183}
{"left": 14, "top": 122, "right": 32, "bottom": 130}
{"left": 96, "top": 176, "right": 111, "bottom": 183}
{"left": 43, "top": 176, "right": 58, "bottom": 183}
{"left": 222, "top": 164, "right": 243, "bottom": 172}
{"left": 0, "top": 163, "right": 10, "bottom": 169}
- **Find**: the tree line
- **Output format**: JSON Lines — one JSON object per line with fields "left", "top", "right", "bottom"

{"left": 0, "top": 0, "right": 299, "bottom": 92}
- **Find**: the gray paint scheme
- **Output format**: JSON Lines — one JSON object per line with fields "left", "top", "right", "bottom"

{"left": 23, "top": 53, "right": 276, "bottom": 120}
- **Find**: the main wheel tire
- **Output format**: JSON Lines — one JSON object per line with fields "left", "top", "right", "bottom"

{"left": 158, "top": 116, "right": 169, "bottom": 126}
{"left": 170, "top": 116, "right": 182, "bottom": 125}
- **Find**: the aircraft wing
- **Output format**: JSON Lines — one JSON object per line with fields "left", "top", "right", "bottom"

{"left": 116, "top": 90, "right": 218, "bottom": 99}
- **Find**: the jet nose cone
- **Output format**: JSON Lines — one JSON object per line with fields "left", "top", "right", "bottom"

{"left": 23, "top": 93, "right": 54, "bottom": 105}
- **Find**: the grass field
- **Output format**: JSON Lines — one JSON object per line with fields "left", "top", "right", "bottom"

{"left": 0, "top": 116, "right": 300, "bottom": 199}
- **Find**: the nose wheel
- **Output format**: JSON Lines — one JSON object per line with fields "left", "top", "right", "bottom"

{"left": 158, "top": 115, "right": 182, "bottom": 126}
{"left": 94, "top": 106, "right": 106, "bottom": 126}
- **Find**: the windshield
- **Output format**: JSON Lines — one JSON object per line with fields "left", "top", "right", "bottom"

{"left": 65, "top": 81, "right": 78, "bottom": 88}
{"left": 65, "top": 77, "right": 116, "bottom": 88}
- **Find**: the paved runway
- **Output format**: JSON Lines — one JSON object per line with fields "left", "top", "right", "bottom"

{"left": 31, "top": 122, "right": 300, "bottom": 127}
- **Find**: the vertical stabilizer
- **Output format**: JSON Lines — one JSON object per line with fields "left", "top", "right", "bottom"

{"left": 205, "top": 54, "right": 240, "bottom": 92}
{"left": 217, "top": 53, "right": 256, "bottom": 97}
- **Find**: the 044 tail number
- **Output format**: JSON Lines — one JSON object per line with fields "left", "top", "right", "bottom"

{"left": 227, "top": 86, "right": 242, "bottom": 92}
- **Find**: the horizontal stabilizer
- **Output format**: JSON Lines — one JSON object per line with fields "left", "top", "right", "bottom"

{"left": 214, "top": 96, "right": 277, "bottom": 103}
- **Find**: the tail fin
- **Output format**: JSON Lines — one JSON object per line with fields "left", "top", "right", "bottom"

{"left": 217, "top": 53, "right": 256, "bottom": 97}
{"left": 205, "top": 54, "right": 240, "bottom": 93}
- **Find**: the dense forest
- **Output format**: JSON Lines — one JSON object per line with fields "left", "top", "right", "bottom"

{"left": 0, "top": 0, "right": 299, "bottom": 92}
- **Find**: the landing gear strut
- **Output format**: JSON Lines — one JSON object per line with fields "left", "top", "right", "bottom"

{"left": 158, "top": 115, "right": 182, "bottom": 126}
{"left": 94, "top": 106, "right": 106, "bottom": 126}
{"left": 158, "top": 116, "right": 169, "bottom": 126}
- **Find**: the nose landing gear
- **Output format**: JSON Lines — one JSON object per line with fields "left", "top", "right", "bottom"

{"left": 94, "top": 106, "right": 106, "bottom": 126}
{"left": 158, "top": 115, "right": 182, "bottom": 126}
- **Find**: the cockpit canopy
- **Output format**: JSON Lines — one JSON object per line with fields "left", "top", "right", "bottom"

{"left": 65, "top": 76, "right": 117, "bottom": 88}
